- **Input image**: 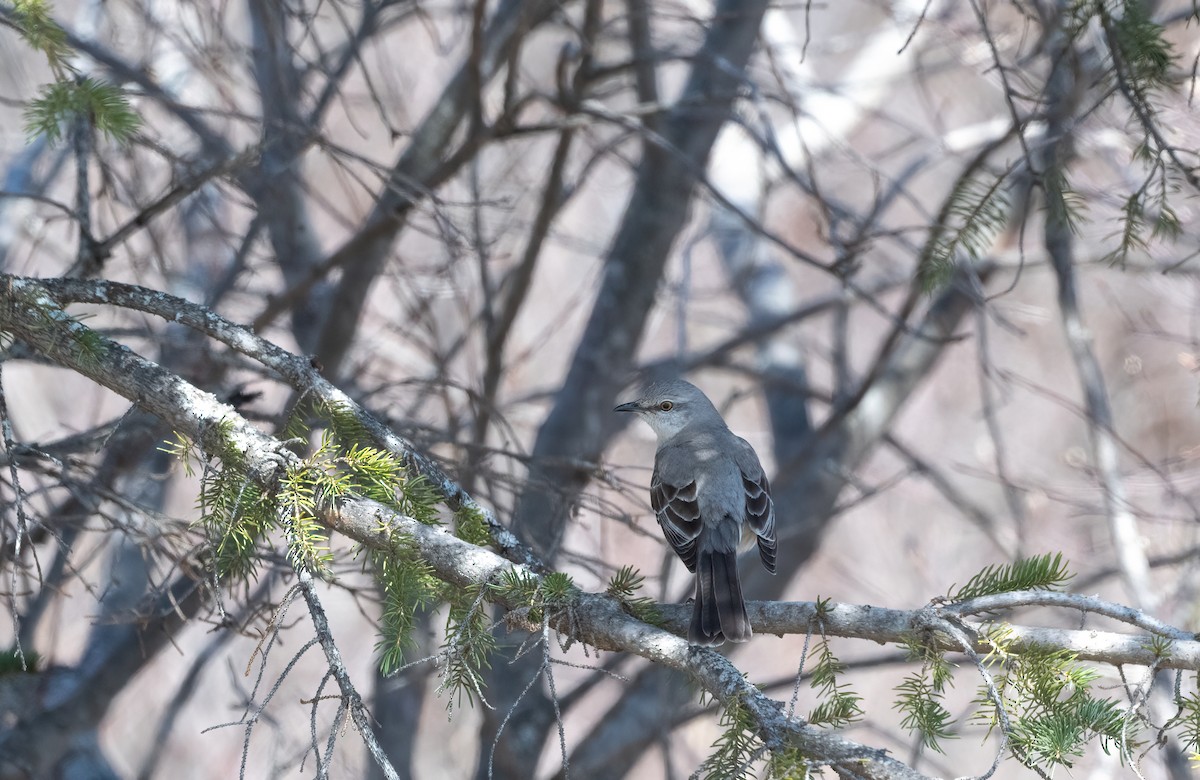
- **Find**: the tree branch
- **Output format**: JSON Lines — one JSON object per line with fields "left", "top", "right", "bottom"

{"left": 0, "top": 274, "right": 928, "bottom": 780}
{"left": 4, "top": 274, "right": 540, "bottom": 571}
{"left": 1040, "top": 18, "right": 1154, "bottom": 610}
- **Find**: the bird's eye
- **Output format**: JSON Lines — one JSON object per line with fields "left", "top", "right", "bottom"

{"left": 659, "top": 400, "right": 674, "bottom": 411}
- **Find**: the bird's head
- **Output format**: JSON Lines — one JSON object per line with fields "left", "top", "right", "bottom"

{"left": 613, "top": 378, "right": 717, "bottom": 441}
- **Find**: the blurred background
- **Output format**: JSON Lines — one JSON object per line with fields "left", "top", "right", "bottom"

{"left": 1, "top": 0, "right": 1199, "bottom": 777}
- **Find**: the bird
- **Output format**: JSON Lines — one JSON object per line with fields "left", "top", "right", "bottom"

{"left": 614, "top": 379, "right": 776, "bottom": 645}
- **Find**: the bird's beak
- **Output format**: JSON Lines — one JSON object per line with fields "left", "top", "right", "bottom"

{"left": 613, "top": 401, "right": 639, "bottom": 413}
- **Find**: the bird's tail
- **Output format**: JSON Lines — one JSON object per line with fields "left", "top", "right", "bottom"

{"left": 690, "top": 549, "right": 751, "bottom": 646}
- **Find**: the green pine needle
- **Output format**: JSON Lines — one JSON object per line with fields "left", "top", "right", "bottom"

{"left": 950, "top": 552, "right": 1072, "bottom": 601}
{"left": 918, "top": 172, "right": 1010, "bottom": 291}
{"left": 806, "top": 635, "right": 864, "bottom": 729}
{"left": 25, "top": 77, "right": 141, "bottom": 144}
{"left": 1105, "top": 0, "right": 1175, "bottom": 88}
{"left": 438, "top": 586, "right": 495, "bottom": 711}
{"left": 373, "top": 542, "right": 440, "bottom": 676}
{"left": 697, "top": 695, "right": 763, "bottom": 780}
{"left": 279, "top": 466, "right": 331, "bottom": 574}
{"left": 895, "top": 669, "right": 956, "bottom": 753}
{"left": 606, "top": 566, "right": 664, "bottom": 626}
{"left": 12, "top": 0, "right": 71, "bottom": 71}
{"left": 1173, "top": 684, "right": 1200, "bottom": 755}
{"left": 973, "top": 626, "right": 1137, "bottom": 771}
{"left": 454, "top": 506, "right": 491, "bottom": 546}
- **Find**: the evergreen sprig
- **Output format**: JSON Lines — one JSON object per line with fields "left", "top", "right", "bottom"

{"left": 491, "top": 568, "right": 577, "bottom": 625}
{"left": 278, "top": 464, "right": 331, "bottom": 574}
{"left": 806, "top": 629, "right": 864, "bottom": 729}
{"left": 10, "top": 0, "right": 69, "bottom": 71}
{"left": 341, "top": 443, "right": 408, "bottom": 506}
{"left": 328, "top": 440, "right": 445, "bottom": 672}
{"left": 1171, "top": 678, "right": 1200, "bottom": 758}
{"left": 1103, "top": 156, "right": 1184, "bottom": 267}
{"left": 439, "top": 584, "right": 495, "bottom": 712}
{"left": 166, "top": 422, "right": 277, "bottom": 580}
{"left": 1079, "top": 0, "right": 1186, "bottom": 269}
{"left": 12, "top": 1, "right": 141, "bottom": 144}
{"left": 163, "top": 411, "right": 452, "bottom": 674}
{"left": 319, "top": 398, "right": 444, "bottom": 527}
{"left": 438, "top": 568, "right": 575, "bottom": 713}
{"left": 894, "top": 642, "right": 956, "bottom": 753}
{"left": 950, "top": 552, "right": 1072, "bottom": 601}
{"left": 24, "top": 77, "right": 141, "bottom": 143}
{"left": 764, "top": 747, "right": 812, "bottom": 780}
{"left": 1005, "top": 673, "right": 1131, "bottom": 768}
{"left": 1042, "top": 165, "right": 1088, "bottom": 236}
{"left": 454, "top": 505, "right": 491, "bottom": 546}
{"left": 492, "top": 568, "right": 541, "bottom": 608}
{"left": 973, "top": 625, "right": 1137, "bottom": 771}
{"left": 606, "top": 565, "right": 664, "bottom": 627}
{"left": 1099, "top": 0, "right": 1175, "bottom": 90}
{"left": 373, "top": 539, "right": 440, "bottom": 676}
{"left": 697, "top": 693, "right": 763, "bottom": 780}
{"left": 320, "top": 398, "right": 375, "bottom": 450}
{"left": 918, "top": 171, "right": 1010, "bottom": 291}
{"left": 159, "top": 431, "right": 199, "bottom": 477}
{"left": 540, "top": 571, "right": 575, "bottom": 605}
{"left": 199, "top": 465, "right": 276, "bottom": 580}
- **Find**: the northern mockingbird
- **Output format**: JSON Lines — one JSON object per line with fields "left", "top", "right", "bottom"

{"left": 615, "top": 379, "right": 776, "bottom": 645}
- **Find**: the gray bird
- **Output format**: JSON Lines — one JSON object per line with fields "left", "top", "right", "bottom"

{"left": 615, "top": 379, "right": 776, "bottom": 645}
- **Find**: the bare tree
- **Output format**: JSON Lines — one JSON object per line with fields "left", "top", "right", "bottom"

{"left": 2, "top": 1, "right": 1200, "bottom": 779}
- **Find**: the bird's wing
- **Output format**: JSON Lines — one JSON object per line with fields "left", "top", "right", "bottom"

{"left": 651, "top": 444, "right": 702, "bottom": 572}
{"left": 734, "top": 436, "right": 777, "bottom": 574}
